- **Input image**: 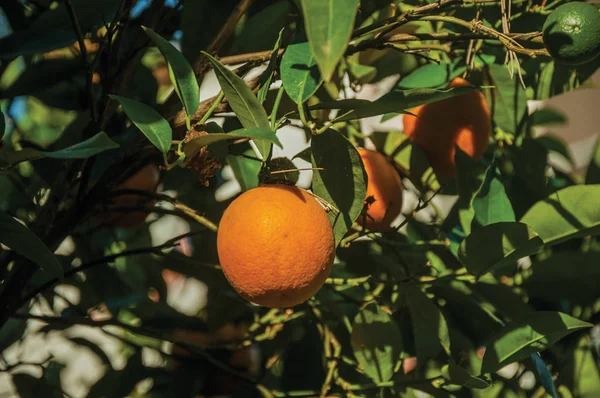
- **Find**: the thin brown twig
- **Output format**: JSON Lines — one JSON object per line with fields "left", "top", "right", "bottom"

{"left": 64, "top": 0, "right": 98, "bottom": 121}
{"left": 162, "top": 0, "right": 256, "bottom": 122}
{"left": 19, "top": 231, "right": 199, "bottom": 306}
{"left": 219, "top": 48, "right": 284, "bottom": 65}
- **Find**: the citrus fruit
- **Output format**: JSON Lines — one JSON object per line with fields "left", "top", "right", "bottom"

{"left": 357, "top": 148, "right": 404, "bottom": 231}
{"left": 542, "top": 2, "right": 600, "bottom": 65}
{"left": 402, "top": 77, "right": 491, "bottom": 177}
{"left": 105, "top": 163, "right": 160, "bottom": 228}
{"left": 217, "top": 185, "right": 335, "bottom": 308}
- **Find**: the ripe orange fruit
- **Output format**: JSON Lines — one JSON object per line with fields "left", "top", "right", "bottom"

{"left": 402, "top": 77, "right": 491, "bottom": 177}
{"left": 105, "top": 163, "right": 160, "bottom": 228}
{"left": 217, "top": 185, "right": 335, "bottom": 308}
{"left": 357, "top": 148, "right": 403, "bottom": 232}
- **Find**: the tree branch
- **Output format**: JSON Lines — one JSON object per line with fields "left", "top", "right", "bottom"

{"left": 64, "top": 0, "right": 98, "bottom": 121}
{"left": 20, "top": 231, "right": 199, "bottom": 305}
{"left": 162, "top": 0, "right": 257, "bottom": 122}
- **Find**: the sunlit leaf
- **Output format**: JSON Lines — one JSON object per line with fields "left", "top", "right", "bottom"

{"left": 300, "top": 0, "right": 360, "bottom": 82}
{"left": 487, "top": 64, "right": 528, "bottom": 134}
{"left": 143, "top": 27, "right": 199, "bottom": 119}
{"left": 228, "top": 146, "right": 262, "bottom": 191}
{"left": 520, "top": 185, "right": 600, "bottom": 246}
{"left": 109, "top": 95, "right": 172, "bottom": 154}
{"left": 556, "top": 336, "right": 600, "bottom": 397}
{"left": 481, "top": 312, "right": 592, "bottom": 373}
{"left": 382, "top": 130, "right": 440, "bottom": 192}
{"left": 281, "top": 36, "right": 322, "bottom": 104}
{"left": 472, "top": 176, "right": 516, "bottom": 226}
{"left": 351, "top": 303, "right": 402, "bottom": 383}
{"left": 203, "top": 52, "right": 271, "bottom": 159}
{"left": 458, "top": 222, "right": 544, "bottom": 277}
{"left": 397, "top": 63, "right": 453, "bottom": 89}
{"left": 442, "top": 364, "right": 490, "bottom": 389}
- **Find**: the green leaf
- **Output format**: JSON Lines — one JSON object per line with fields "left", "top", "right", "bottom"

{"left": 0, "top": 0, "right": 120, "bottom": 59}
{"left": 203, "top": 52, "right": 271, "bottom": 159}
{"left": 183, "top": 127, "right": 282, "bottom": 158}
{"left": 380, "top": 112, "right": 400, "bottom": 123}
{"left": 109, "top": 95, "right": 172, "bottom": 154}
{"left": 487, "top": 64, "right": 528, "bottom": 134}
{"left": 266, "top": 157, "right": 300, "bottom": 185}
{"left": 442, "top": 364, "right": 490, "bottom": 389}
{"left": 472, "top": 177, "right": 516, "bottom": 227}
{"left": 523, "top": 251, "right": 600, "bottom": 305}
{"left": 382, "top": 131, "right": 440, "bottom": 192}
{"left": 281, "top": 37, "right": 323, "bottom": 104}
{"left": 557, "top": 336, "right": 600, "bottom": 397}
{"left": 585, "top": 136, "right": 600, "bottom": 184}
{"left": 405, "top": 285, "right": 451, "bottom": 359}
{"left": 257, "top": 28, "right": 286, "bottom": 105}
{"left": 520, "top": 185, "right": 600, "bottom": 246}
{"left": 347, "top": 60, "right": 377, "bottom": 84}
{"left": 458, "top": 222, "right": 544, "bottom": 277}
{"left": 351, "top": 303, "right": 403, "bottom": 383}
{"left": 529, "top": 108, "right": 567, "bottom": 126}
{"left": 227, "top": 147, "right": 261, "bottom": 191}
{"left": 300, "top": 0, "right": 360, "bottom": 82}
{"left": 455, "top": 146, "right": 489, "bottom": 235}
{"left": 397, "top": 63, "right": 453, "bottom": 89}
{"left": 310, "top": 86, "right": 480, "bottom": 121}
{"left": 535, "top": 62, "right": 555, "bottom": 100}
{"left": 311, "top": 129, "right": 367, "bottom": 246}
{"left": 0, "top": 110, "right": 5, "bottom": 138}
{"left": 481, "top": 312, "right": 592, "bottom": 373}
{"left": 535, "top": 135, "right": 574, "bottom": 166}
{"left": 1, "top": 132, "right": 119, "bottom": 165}
{"left": 530, "top": 352, "right": 557, "bottom": 398}
{"left": 143, "top": 27, "right": 199, "bottom": 119}
{"left": 0, "top": 212, "right": 63, "bottom": 279}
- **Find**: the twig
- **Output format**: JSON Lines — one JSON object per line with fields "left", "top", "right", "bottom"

{"left": 193, "top": 0, "right": 257, "bottom": 72}
{"left": 219, "top": 49, "right": 284, "bottom": 65}
{"left": 64, "top": 0, "right": 97, "bottom": 121}
{"left": 170, "top": 75, "right": 262, "bottom": 131}
{"left": 20, "top": 231, "right": 199, "bottom": 306}
{"left": 162, "top": 0, "right": 256, "bottom": 122}
{"left": 11, "top": 313, "right": 260, "bottom": 387}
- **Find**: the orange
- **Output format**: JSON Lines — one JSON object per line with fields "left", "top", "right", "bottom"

{"left": 402, "top": 77, "right": 491, "bottom": 177}
{"left": 217, "top": 185, "right": 335, "bottom": 308}
{"left": 357, "top": 148, "right": 404, "bottom": 232}
{"left": 105, "top": 163, "right": 160, "bottom": 228}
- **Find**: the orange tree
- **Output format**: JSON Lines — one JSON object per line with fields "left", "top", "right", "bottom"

{"left": 0, "top": 0, "right": 599, "bottom": 397}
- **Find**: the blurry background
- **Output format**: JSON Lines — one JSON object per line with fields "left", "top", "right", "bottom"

{"left": 0, "top": 0, "right": 599, "bottom": 396}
